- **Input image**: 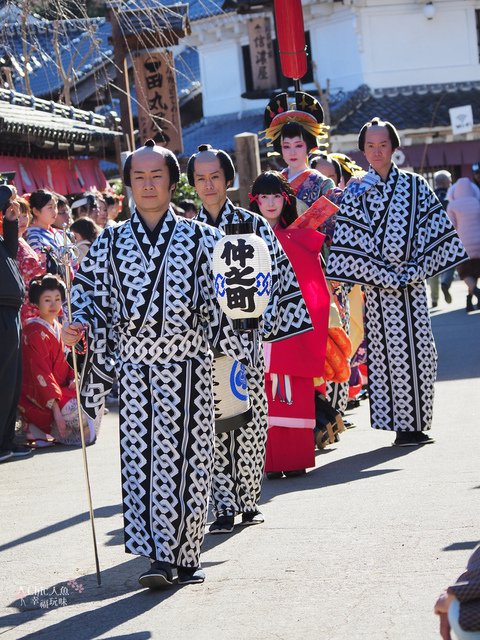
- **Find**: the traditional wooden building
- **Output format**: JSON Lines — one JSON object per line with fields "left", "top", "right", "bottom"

{"left": 0, "top": 88, "right": 122, "bottom": 194}
{"left": 1, "top": 0, "right": 479, "bottom": 179}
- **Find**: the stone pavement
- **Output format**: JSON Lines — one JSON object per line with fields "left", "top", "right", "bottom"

{"left": 0, "top": 279, "right": 479, "bottom": 640}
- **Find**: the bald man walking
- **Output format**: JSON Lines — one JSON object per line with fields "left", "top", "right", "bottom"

{"left": 63, "top": 140, "right": 257, "bottom": 588}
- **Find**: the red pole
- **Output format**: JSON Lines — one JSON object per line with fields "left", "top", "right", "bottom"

{"left": 273, "top": 0, "right": 307, "bottom": 81}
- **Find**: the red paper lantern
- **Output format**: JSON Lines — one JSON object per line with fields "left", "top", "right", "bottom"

{"left": 273, "top": 0, "right": 307, "bottom": 80}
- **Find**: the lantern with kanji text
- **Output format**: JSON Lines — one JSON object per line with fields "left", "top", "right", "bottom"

{"left": 213, "top": 216, "right": 272, "bottom": 331}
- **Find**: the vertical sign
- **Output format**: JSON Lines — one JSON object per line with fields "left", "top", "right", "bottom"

{"left": 132, "top": 51, "right": 183, "bottom": 154}
{"left": 247, "top": 17, "right": 276, "bottom": 91}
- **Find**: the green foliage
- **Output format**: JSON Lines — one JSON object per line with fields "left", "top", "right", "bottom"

{"left": 172, "top": 174, "right": 201, "bottom": 208}
{"left": 108, "top": 178, "right": 124, "bottom": 196}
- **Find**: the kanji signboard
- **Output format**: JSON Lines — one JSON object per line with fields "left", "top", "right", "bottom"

{"left": 132, "top": 51, "right": 183, "bottom": 153}
{"left": 247, "top": 17, "right": 276, "bottom": 91}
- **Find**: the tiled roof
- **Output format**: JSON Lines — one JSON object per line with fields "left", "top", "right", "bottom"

{"left": 171, "top": 0, "right": 229, "bottom": 21}
{"left": 108, "top": 0, "right": 227, "bottom": 22}
{"left": 116, "top": 2, "right": 190, "bottom": 39}
{"left": 114, "top": 0, "right": 226, "bottom": 20}
{"left": 0, "top": 16, "right": 200, "bottom": 104}
{"left": 0, "top": 18, "right": 113, "bottom": 99}
{"left": 331, "top": 82, "right": 480, "bottom": 135}
{"left": 0, "top": 88, "right": 121, "bottom": 146}
{"left": 182, "top": 109, "right": 264, "bottom": 156}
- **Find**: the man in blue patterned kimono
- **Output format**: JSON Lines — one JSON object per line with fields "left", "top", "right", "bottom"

{"left": 187, "top": 145, "right": 312, "bottom": 533}
{"left": 326, "top": 118, "right": 467, "bottom": 446}
{"left": 63, "top": 141, "right": 261, "bottom": 589}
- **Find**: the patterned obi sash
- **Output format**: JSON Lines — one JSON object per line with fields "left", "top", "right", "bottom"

{"left": 117, "top": 328, "right": 209, "bottom": 366}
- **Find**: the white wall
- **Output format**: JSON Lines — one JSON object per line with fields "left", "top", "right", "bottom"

{"left": 194, "top": 0, "right": 480, "bottom": 119}
{"left": 309, "top": 9, "right": 363, "bottom": 92}
{"left": 360, "top": 2, "right": 480, "bottom": 88}
{"left": 199, "top": 40, "right": 245, "bottom": 117}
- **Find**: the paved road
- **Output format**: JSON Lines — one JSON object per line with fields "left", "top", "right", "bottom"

{"left": 1, "top": 280, "right": 479, "bottom": 640}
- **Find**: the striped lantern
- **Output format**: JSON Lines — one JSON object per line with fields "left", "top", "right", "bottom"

{"left": 213, "top": 217, "right": 272, "bottom": 331}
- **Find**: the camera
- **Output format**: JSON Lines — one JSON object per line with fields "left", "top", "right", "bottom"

{"left": 0, "top": 171, "right": 16, "bottom": 186}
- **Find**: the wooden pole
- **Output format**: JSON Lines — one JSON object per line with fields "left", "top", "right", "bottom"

{"left": 107, "top": 7, "right": 135, "bottom": 152}
{"left": 60, "top": 228, "right": 102, "bottom": 587}
{"left": 234, "top": 132, "right": 261, "bottom": 209}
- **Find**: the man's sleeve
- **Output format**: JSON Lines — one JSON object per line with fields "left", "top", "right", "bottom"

{"left": 71, "top": 228, "right": 116, "bottom": 420}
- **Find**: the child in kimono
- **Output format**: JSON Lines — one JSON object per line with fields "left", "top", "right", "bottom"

{"left": 19, "top": 274, "right": 94, "bottom": 447}
{"left": 248, "top": 170, "right": 330, "bottom": 476}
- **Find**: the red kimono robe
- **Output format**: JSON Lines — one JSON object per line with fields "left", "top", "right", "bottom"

{"left": 19, "top": 318, "right": 75, "bottom": 431}
{"left": 16, "top": 237, "right": 45, "bottom": 326}
{"left": 264, "top": 226, "right": 330, "bottom": 472}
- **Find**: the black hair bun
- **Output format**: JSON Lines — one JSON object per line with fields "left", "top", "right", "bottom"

{"left": 144, "top": 139, "right": 156, "bottom": 147}
{"left": 198, "top": 144, "right": 212, "bottom": 152}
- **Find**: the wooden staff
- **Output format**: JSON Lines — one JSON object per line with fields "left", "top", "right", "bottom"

{"left": 60, "top": 227, "right": 102, "bottom": 587}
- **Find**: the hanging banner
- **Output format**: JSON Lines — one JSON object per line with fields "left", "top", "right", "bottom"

{"left": 247, "top": 17, "right": 276, "bottom": 91}
{"left": 449, "top": 105, "right": 474, "bottom": 136}
{"left": 132, "top": 51, "right": 183, "bottom": 154}
{"left": 0, "top": 156, "right": 107, "bottom": 195}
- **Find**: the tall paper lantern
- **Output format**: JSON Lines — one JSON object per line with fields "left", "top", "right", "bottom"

{"left": 273, "top": 0, "right": 307, "bottom": 80}
{"left": 213, "top": 217, "right": 272, "bottom": 331}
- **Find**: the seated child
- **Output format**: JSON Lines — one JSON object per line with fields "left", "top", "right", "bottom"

{"left": 18, "top": 274, "right": 97, "bottom": 446}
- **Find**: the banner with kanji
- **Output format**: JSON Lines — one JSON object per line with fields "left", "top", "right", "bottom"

{"left": 132, "top": 51, "right": 183, "bottom": 153}
{"left": 247, "top": 17, "right": 276, "bottom": 91}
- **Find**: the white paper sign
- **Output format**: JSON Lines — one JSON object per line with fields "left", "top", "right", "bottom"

{"left": 449, "top": 105, "right": 473, "bottom": 135}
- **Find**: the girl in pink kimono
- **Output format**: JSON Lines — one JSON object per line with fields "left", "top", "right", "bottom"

{"left": 249, "top": 171, "right": 331, "bottom": 477}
